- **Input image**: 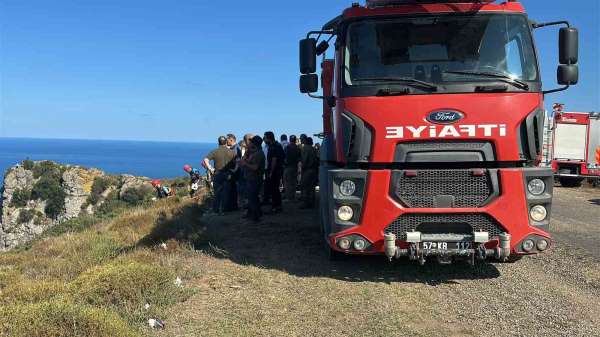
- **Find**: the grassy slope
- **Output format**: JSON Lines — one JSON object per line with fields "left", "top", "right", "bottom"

{"left": 1, "top": 195, "right": 486, "bottom": 337}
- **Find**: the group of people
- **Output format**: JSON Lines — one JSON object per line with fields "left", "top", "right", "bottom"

{"left": 200, "top": 132, "right": 320, "bottom": 222}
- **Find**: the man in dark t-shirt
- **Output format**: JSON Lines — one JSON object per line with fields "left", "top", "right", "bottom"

{"left": 203, "top": 136, "right": 236, "bottom": 214}
{"left": 264, "top": 131, "right": 285, "bottom": 212}
{"left": 240, "top": 136, "right": 265, "bottom": 222}
{"left": 284, "top": 135, "right": 301, "bottom": 201}
{"left": 300, "top": 137, "right": 319, "bottom": 209}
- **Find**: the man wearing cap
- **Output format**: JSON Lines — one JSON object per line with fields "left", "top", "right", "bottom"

{"left": 203, "top": 136, "right": 236, "bottom": 215}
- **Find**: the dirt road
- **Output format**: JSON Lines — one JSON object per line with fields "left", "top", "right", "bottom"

{"left": 156, "top": 186, "right": 600, "bottom": 337}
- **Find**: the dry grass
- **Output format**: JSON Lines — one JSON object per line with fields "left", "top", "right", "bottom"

{"left": 1, "top": 193, "right": 488, "bottom": 337}
{"left": 0, "top": 197, "right": 202, "bottom": 337}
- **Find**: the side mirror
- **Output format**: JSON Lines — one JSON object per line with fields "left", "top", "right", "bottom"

{"left": 559, "top": 27, "right": 579, "bottom": 65}
{"left": 300, "top": 74, "right": 318, "bottom": 93}
{"left": 557, "top": 64, "right": 579, "bottom": 85}
{"left": 300, "top": 38, "right": 317, "bottom": 74}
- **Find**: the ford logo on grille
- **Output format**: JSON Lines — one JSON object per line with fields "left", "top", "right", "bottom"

{"left": 426, "top": 110, "right": 465, "bottom": 124}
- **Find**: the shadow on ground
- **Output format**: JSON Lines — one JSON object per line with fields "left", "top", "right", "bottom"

{"left": 139, "top": 201, "right": 501, "bottom": 284}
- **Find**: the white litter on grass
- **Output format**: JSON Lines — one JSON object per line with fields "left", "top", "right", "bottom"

{"left": 160, "top": 243, "right": 168, "bottom": 250}
{"left": 148, "top": 318, "right": 165, "bottom": 329}
{"left": 174, "top": 277, "right": 183, "bottom": 287}
{"left": 144, "top": 303, "right": 150, "bottom": 310}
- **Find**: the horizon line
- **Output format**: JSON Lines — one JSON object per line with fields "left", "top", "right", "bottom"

{"left": 0, "top": 136, "right": 214, "bottom": 145}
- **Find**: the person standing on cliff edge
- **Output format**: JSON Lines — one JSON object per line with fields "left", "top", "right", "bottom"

{"left": 203, "top": 136, "right": 236, "bottom": 215}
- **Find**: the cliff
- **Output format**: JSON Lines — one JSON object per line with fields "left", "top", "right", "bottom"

{"left": 0, "top": 160, "right": 154, "bottom": 251}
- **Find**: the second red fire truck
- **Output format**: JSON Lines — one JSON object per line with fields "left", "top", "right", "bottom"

{"left": 298, "top": 0, "right": 580, "bottom": 264}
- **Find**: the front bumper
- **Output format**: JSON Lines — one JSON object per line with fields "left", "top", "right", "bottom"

{"left": 325, "top": 167, "right": 554, "bottom": 261}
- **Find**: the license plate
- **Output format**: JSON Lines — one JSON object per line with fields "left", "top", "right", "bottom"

{"left": 421, "top": 242, "right": 473, "bottom": 250}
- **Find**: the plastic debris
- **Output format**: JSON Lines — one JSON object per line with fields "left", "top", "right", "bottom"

{"left": 148, "top": 318, "right": 165, "bottom": 329}
{"left": 174, "top": 277, "right": 183, "bottom": 287}
{"left": 160, "top": 243, "right": 168, "bottom": 250}
{"left": 144, "top": 303, "right": 151, "bottom": 310}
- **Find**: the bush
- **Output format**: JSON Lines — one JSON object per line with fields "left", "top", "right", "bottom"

{"left": 32, "top": 161, "right": 63, "bottom": 180}
{"left": 92, "top": 176, "right": 116, "bottom": 196}
{"left": 1, "top": 280, "right": 65, "bottom": 304}
{"left": 31, "top": 176, "right": 66, "bottom": 219}
{"left": 17, "top": 209, "right": 37, "bottom": 224}
{"left": 0, "top": 300, "right": 138, "bottom": 337}
{"left": 22, "top": 159, "right": 35, "bottom": 171}
{"left": 10, "top": 188, "right": 31, "bottom": 207}
{"left": 121, "top": 186, "right": 153, "bottom": 207}
{"left": 68, "top": 261, "right": 189, "bottom": 322}
{"left": 96, "top": 199, "right": 129, "bottom": 218}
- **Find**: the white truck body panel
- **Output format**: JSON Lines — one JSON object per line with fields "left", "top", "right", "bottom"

{"left": 553, "top": 123, "right": 587, "bottom": 161}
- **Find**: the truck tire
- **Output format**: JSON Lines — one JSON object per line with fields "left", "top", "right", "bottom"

{"left": 559, "top": 177, "right": 583, "bottom": 188}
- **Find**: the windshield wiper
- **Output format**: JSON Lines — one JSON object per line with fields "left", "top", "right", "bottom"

{"left": 355, "top": 76, "right": 438, "bottom": 91}
{"left": 443, "top": 70, "right": 530, "bottom": 90}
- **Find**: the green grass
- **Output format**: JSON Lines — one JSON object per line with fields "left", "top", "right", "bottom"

{"left": 0, "top": 197, "right": 201, "bottom": 336}
{"left": 0, "top": 300, "right": 139, "bottom": 337}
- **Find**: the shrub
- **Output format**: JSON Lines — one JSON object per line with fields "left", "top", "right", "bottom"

{"left": 22, "top": 159, "right": 35, "bottom": 171}
{"left": 96, "top": 199, "right": 129, "bottom": 218}
{"left": 10, "top": 188, "right": 31, "bottom": 207}
{"left": 0, "top": 300, "right": 138, "bottom": 337}
{"left": 17, "top": 209, "right": 37, "bottom": 224}
{"left": 121, "top": 186, "right": 153, "bottom": 207}
{"left": 69, "top": 261, "right": 189, "bottom": 322}
{"left": 31, "top": 176, "right": 66, "bottom": 219}
{"left": 1, "top": 280, "right": 65, "bottom": 304}
{"left": 92, "top": 176, "right": 116, "bottom": 196}
{"left": 32, "top": 161, "right": 63, "bottom": 180}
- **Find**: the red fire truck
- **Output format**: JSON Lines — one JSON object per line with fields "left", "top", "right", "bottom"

{"left": 298, "top": 0, "right": 579, "bottom": 264}
{"left": 551, "top": 110, "right": 600, "bottom": 187}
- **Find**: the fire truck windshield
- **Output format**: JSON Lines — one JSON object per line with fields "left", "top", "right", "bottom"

{"left": 344, "top": 14, "right": 539, "bottom": 91}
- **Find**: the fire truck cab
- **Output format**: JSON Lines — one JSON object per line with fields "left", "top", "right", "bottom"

{"left": 298, "top": 0, "right": 579, "bottom": 264}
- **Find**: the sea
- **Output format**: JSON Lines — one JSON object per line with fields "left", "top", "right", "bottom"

{"left": 0, "top": 138, "right": 213, "bottom": 185}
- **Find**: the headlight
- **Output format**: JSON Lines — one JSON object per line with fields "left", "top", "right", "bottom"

{"left": 353, "top": 239, "right": 367, "bottom": 251}
{"left": 530, "top": 205, "right": 548, "bottom": 222}
{"left": 527, "top": 179, "right": 546, "bottom": 196}
{"left": 338, "top": 238, "right": 351, "bottom": 250}
{"left": 537, "top": 239, "right": 549, "bottom": 251}
{"left": 522, "top": 239, "right": 535, "bottom": 252}
{"left": 339, "top": 180, "right": 356, "bottom": 196}
{"left": 337, "top": 206, "right": 354, "bottom": 222}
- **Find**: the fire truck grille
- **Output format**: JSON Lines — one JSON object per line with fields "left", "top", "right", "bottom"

{"left": 391, "top": 169, "right": 496, "bottom": 208}
{"left": 384, "top": 213, "right": 505, "bottom": 241}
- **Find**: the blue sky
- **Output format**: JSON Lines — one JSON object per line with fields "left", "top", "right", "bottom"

{"left": 0, "top": 0, "right": 598, "bottom": 142}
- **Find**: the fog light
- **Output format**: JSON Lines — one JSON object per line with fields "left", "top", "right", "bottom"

{"left": 537, "top": 239, "right": 549, "bottom": 251}
{"left": 337, "top": 206, "right": 354, "bottom": 222}
{"left": 338, "top": 238, "right": 351, "bottom": 250}
{"left": 339, "top": 180, "right": 356, "bottom": 196}
{"left": 522, "top": 239, "right": 535, "bottom": 252}
{"left": 528, "top": 179, "right": 546, "bottom": 196}
{"left": 530, "top": 205, "right": 548, "bottom": 222}
{"left": 353, "top": 239, "right": 367, "bottom": 251}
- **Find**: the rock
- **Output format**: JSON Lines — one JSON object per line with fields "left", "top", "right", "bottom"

{"left": 62, "top": 167, "right": 104, "bottom": 220}
{"left": 119, "top": 175, "right": 152, "bottom": 198}
{"left": 0, "top": 161, "right": 169, "bottom": 252}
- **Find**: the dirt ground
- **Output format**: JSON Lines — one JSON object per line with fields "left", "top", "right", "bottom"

{"left": 153, "top": 186, "right": 600, "bottom": 337}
